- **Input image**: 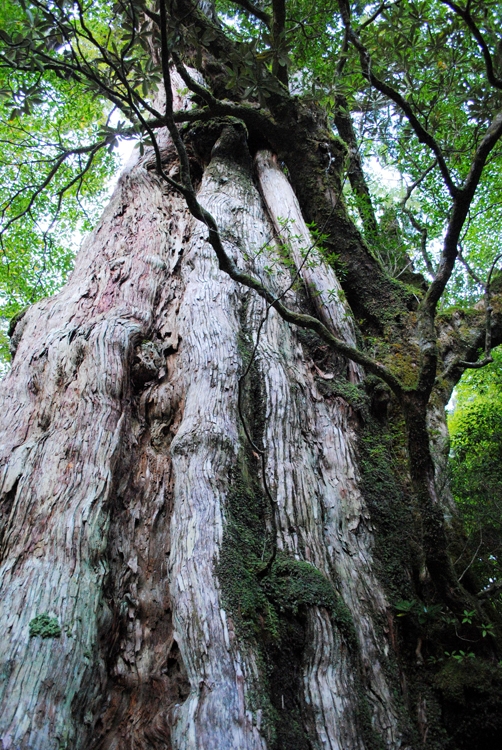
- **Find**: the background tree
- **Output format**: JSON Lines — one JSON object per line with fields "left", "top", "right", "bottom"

{"left": 449, "top": 349, "right": 502, "bottom": 602}
{"left": 0, "top": 1, "right": 502, "bottom": 748}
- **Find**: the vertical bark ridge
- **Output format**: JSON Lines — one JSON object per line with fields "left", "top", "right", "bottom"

{"left": 245, "top": 294, "right": 401, "bottom": 747}
{"left": 163, "top": 132, "right": 404, "bottom": 748}
{"left": 168, "top": 166, "right": 268, "bottom": 749}
{"left": 254, "top": 150, "right": 403, "bottom": 746}
{"left": 254, "top": 150, "right": 361, "bottom": 362}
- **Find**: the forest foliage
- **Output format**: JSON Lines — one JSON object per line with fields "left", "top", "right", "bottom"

{"left": 0, "top": 0, "right": 118, "bottom": 360}
{"left": 449, "top": 350, "right": 502, "bottom": 597}
{"left": 0, "top": 1, "right": 500, "bottom": 312}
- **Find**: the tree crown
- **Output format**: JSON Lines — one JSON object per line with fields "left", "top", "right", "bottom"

{"left": 0, "top": 0, "right": 501, "bottom": 380}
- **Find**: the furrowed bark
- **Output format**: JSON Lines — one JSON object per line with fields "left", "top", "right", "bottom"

{"left": 1, "top": 82, "right": 501, "bottom": 748}
{"left": 0, "top": 120, "right": 410, "bottom": 748}
{"left": 0, "top": 151, "right": 191, "bottom": 748}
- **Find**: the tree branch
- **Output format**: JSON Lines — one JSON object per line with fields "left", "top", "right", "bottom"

{"left": 422, "top": 111, "right": 502, "bottom": 314}
{"left": 401, "top": 160, "right": 437, "bottom": 207}
{"left": 171, "top": 53, "right": 277, "bottom": 134}
{"left": 229, "top": 0, "right": 271, "bottom": 27}
{"left": 1, "top": 3, "right": 162, "bottom": 128}
{"left": 359, "top": 1, "right": 393, "bottom": 30}
{"left": 271, "top": 0, "right": 288, "bottom": 86}
{"left": 334, "top": 93, "right": 379, "bottom": 241}
{"left": 457, "top": 243, "right": 483, "bottom": 286}
{"left": 337, "top": 0, "right": 459, "bottom": 198}
{"left": 158, "top": 0, "right": 193, "bottom": 192}
{"left": 440, "top": 0, "right": 502, "bottom": 90}
{"left": 403, "top": 208, "right": 435, "bottom": 278}
{"left": 0, "top": 140, "right": 108, "bottom": 238}
{"left": 173, "top": 0, "right": 291, "bottom": 113}
{"left": 477, "top": 579, "right": 502, "bottom": 600}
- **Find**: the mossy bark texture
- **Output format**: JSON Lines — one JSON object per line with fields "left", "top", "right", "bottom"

{"left": 0, "top": 121, "right": 499, "bottom": 749}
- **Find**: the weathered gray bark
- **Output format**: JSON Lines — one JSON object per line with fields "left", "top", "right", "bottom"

{"left": 0, "top": 127, "right": 409, "bottom": 749}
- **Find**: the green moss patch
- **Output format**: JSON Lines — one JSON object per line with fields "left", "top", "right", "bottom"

{"left": 217, "top": 449, "right": 359, "bottom": 748}
{"left": 358, "top": 411, "right": 419, "bottom": 604}
{"left": 316, "top": 377, "right": 369, "bottom": 414}
{"left": 217, "top": 454, "right": 356, "bottom": 646}
{"left": 29, "top": 613, "right": 61, "bottom": 639}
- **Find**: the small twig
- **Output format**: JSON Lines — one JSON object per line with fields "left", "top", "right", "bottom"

{"left": 458, "top": 532, "right": 482, "bottom": 582}
{"left": 359, "top": 1, "right": 393, "bottom": 30}
{"left": 458, "top": 251, "right": 502, "bottom": 369}
{"left": 403, "top": 208, "right": 435, "bottom": 278}
{"left": 400, "top": 160, "right": 437, "bottom": 208}
{"left": 457, "top": 243, "right": 483, "bottom": 286}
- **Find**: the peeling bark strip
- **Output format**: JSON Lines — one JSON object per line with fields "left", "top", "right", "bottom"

{"left": 0, "top": 130, "right": 416, "bottom": 748}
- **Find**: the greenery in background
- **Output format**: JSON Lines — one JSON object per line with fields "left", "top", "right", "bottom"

{"left": 449, "top": 348, "right": 502, "bottom": 599}
{"left": 0, "top": 1, "right": 499, "bottom": 321}
{"left": 0, "top": 0, "right": 498, "bottom": 355}
{"left": 0, "top": 0, "right": 118, "bottom": 365}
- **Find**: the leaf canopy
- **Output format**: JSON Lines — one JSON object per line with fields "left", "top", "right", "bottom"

{"left": 0, "top": 0, "right": 501, "bottom": 353}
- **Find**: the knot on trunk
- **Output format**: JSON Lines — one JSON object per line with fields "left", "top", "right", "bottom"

{"left": 131, "top": 340, "right": 164, "bottom": 386}
{"left": 184, "top": 118, "right": 250, "bottom": 168}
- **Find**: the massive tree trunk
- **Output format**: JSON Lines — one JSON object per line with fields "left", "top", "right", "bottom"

{"left": 0, "top": 122, "right": 494, "bottom": 749}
